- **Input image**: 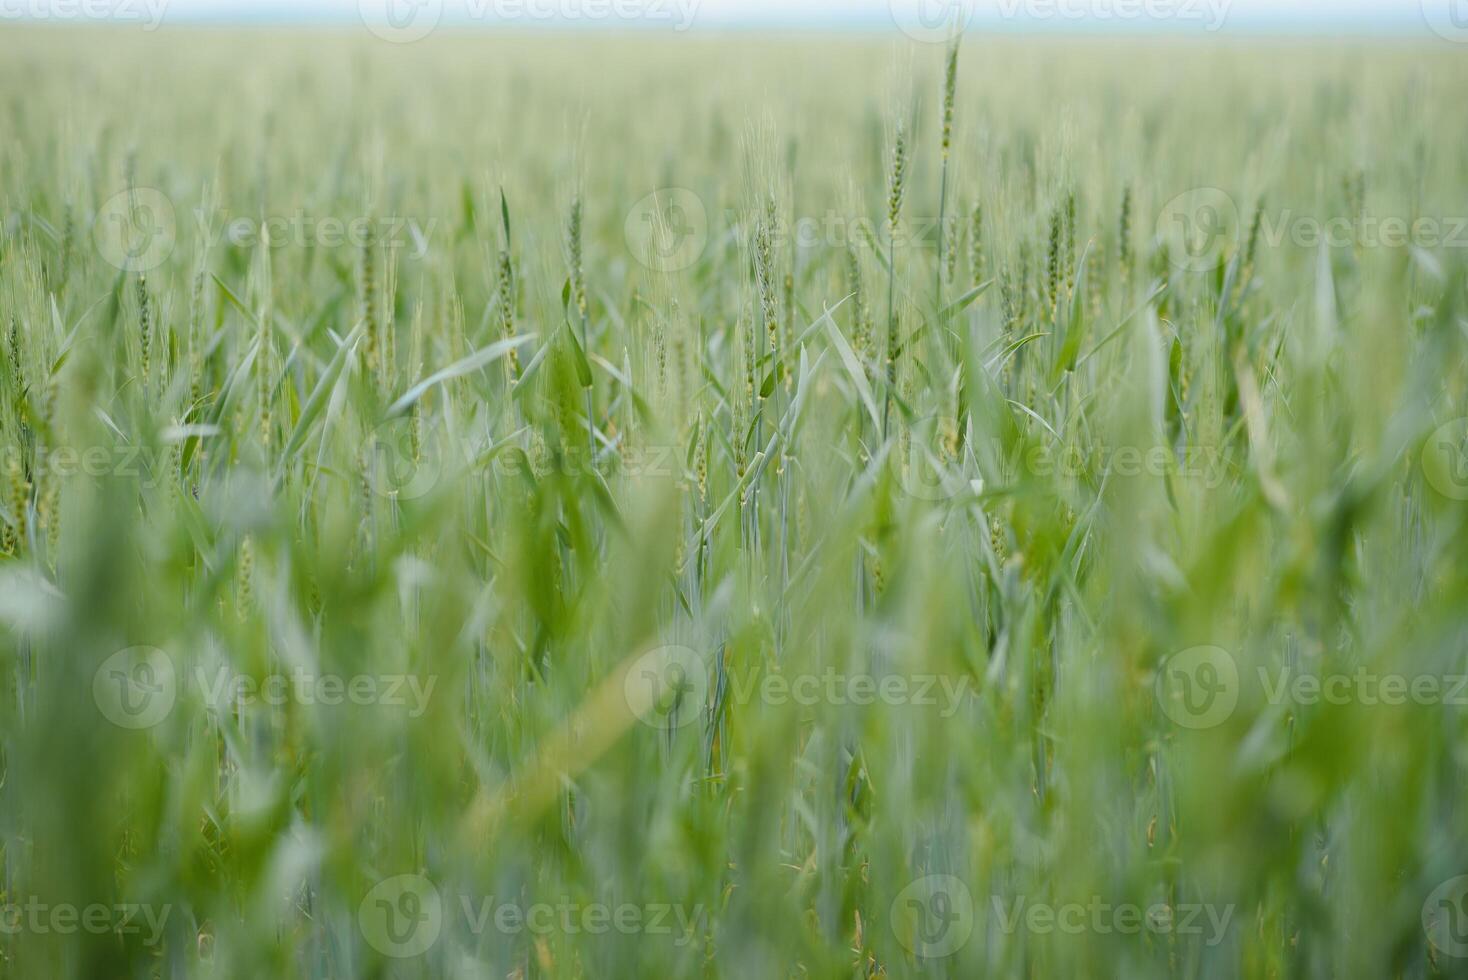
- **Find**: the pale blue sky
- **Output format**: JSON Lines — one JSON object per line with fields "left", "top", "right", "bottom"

{"left": 1, "top": 0, "right": 1439, "bottom": 33}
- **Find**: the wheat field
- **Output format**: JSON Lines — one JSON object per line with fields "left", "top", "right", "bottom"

{"left": 2, "top": 24, "right": 1468, "bottom": 979}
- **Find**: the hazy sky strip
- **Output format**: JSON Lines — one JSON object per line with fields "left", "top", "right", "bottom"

{"left": 1, "top": 0, "right": 1443, "bottom": 33}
